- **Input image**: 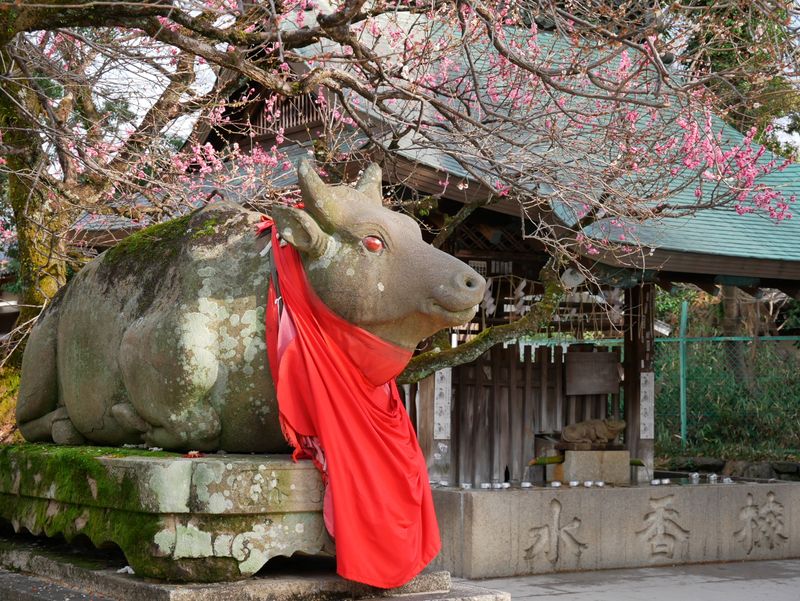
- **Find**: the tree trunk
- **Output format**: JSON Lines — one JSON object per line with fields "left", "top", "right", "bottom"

{"left": 8, "top": 175, "right": 68, "bottom": 325}
{"left": 0, "top": 49, "right": 68, "bottom": 362}
{"left": 721, "top": 285, "right": 752, "bottom": 390}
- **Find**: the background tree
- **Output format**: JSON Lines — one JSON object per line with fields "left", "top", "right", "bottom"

{"left": 676, "top": 0, "right": 800, "bottom": 155}
{"left": 0, "top": 0, "right": 798, "bottom": 380}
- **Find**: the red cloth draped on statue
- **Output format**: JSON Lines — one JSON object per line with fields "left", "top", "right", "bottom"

{"left": 261, "top": 219, "right": 441, "bottom": 588}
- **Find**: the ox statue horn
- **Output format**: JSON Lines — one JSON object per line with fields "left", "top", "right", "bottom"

{"left": 355, "top": 163, "right": 383, "bottom": 206}
{"left": 297, "top": 158, "right": 336, "bottom": 228}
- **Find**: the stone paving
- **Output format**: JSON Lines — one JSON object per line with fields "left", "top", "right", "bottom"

{"left": 469, "top": 559, "right": 800, "bottom": 600}
{"left": 4, "top": 558, "right": 800, "bottom": 600}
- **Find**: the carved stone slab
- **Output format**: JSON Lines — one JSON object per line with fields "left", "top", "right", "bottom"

{"left": 0, "top": 444, "right": 331, "bottom": 581}
{"left": 431, "top": 481, "right": 800, "bottom": 579}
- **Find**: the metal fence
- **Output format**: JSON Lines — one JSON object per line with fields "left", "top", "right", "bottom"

{"left": 653, "top": 334, "right": 800, "bottom": 457}
{"left": 515, "top": 327, "right": 800, "bottom": 458}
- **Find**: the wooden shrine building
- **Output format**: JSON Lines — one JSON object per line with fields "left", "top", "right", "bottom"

{"left": 74, "top": 78, "right": 800, "bottom": 487}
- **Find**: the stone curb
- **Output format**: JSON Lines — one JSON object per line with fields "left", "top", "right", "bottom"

{"left": 0, "top": 567, "right": 511, "bottom": 601}
{"left": 0, "top": 533, "right": 514, "bottom": 601}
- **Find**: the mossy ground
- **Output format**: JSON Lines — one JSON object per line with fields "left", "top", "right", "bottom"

{"left": 0, "top": 367, "right": 21, "bottom": 444}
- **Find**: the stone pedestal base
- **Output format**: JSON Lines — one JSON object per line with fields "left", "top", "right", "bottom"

{"left": 546, "top": 450, "right": 630, "bottom": 485}
{"left": 0, "top": 444, "right": 332, "bottom": 582}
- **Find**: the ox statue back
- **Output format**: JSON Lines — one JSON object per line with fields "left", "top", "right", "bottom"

{"left": 16, "top": 161, "right": 485, "bottom": 452}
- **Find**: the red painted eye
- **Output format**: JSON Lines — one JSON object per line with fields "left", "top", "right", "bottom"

{"left": 362, "top": 236, "right": 385, "bottom": 253}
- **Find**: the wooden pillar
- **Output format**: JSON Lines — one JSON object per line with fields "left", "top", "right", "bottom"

{"left": 623, "top": 284, "right": 655, "bottom": 479}
{"left": 417, "top": 371, "right": 453, "bottom": 485}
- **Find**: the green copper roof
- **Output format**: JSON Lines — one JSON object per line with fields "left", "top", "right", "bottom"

{"left": 603, "top": 179, "right": 800, "bottom": 263}
{"left": 587, "top": 130, "right": 800, "bottom": 264}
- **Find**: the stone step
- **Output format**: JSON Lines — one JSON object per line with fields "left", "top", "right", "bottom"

{"left": 361, "top": 583, "right": 511, "bottom": 601}
{"left": 0, "top": 567, "right": 508, "bottom": 601}
{"left": 0, "top": 531, "right": 509, "bottom": 601}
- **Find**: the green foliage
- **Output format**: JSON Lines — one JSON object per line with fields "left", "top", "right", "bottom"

{"left": 0, "top": 249, "right": 21, "bottom": 294}
{"left": 412, "top": 195, "right": 438, "bottom": 218}
{"left": 97, "top": 97, "right": 135, "bottom": 126}
{"left": 655, "top": 286, "right": 698, "bottom": 323}
{"left": 0, "top": 366, "right": 21, "bottom": 443}
{"left": 655, "top": 339, "right": 800, "bottom": 460}
{"left": 31, "top": 70, "right": 63, "bottom": 101}
{"left": 780, "top": 299, "right": 800, "bottom": 333}
{"left": 165, "top": 135, "right": 187, "bottom": 152}
{"left": 680, "top": 0, "right": 800, "bottom": 153}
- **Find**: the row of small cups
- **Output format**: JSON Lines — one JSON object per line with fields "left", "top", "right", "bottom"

{"left": 550, "top": 480, "right": 605, "bottom": 488}
{"left": 436, "top": 480, "right": 609, "bottom": 489}
{"left": 691, "top": 473, "right": 734, "bottom": 484}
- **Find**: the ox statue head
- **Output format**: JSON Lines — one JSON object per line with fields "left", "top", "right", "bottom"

{"left": 271, "top": 159, "right": 486, "bottom": 350}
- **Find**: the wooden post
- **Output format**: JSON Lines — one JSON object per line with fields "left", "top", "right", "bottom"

{"left": 417, "top": 371, "right": 453, "bottom": 484}
{"left": 623, "top": 284, "right": 655, "bottom": 479}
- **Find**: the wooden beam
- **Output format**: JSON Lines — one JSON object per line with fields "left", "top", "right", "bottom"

{"left": 593, "top": 247, "right": 800, "bottom": 282}
{"left": 454, "top": 250, "right": 543, "bottom": 261}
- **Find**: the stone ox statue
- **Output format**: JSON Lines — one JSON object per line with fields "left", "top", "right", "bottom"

{"left": 17, "top": 161, "right": 486, "bottom": 452}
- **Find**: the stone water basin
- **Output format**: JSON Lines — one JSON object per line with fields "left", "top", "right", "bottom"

{"left": 430, "top": 478, "right": 800, "bottom": 578}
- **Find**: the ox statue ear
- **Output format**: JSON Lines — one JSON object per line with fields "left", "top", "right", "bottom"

{"left": 271, "top": 204, "right": 329, "bottom": 258}
{"left": 297, "top": 159, "right": 336, "bottom": 229}
{"left": 355, "top": 163, "right": 383, "bottom": 206}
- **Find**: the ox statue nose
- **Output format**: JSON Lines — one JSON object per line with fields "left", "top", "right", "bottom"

{"left": 453, "top": 266, "right": 486, "bottom": 305}
{"left": 461, "top": 272, "right": 483, "bottom": 292}
{"left": 426, "top": 254, "right": 487, "bottom": 324}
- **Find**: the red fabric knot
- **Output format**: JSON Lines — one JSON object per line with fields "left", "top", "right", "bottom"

{"left": 255, "top": 214, "right": 274, "bottom": 236}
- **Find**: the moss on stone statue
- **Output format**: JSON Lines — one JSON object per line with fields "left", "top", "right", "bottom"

{"left": 191, "top": 215, "right": 220, "bottom": 239}
{"left": 95, "top": 209, "right": 230, "bottom": 315}
{"left": 0, "top": 445, "right": 330, "bottom": 581}
{"left": 103, "top": 211, "right": 227, "bottom": 268}
{"left": 0, "top": 444, "right": 231, "bottom": 580}
{"left": 103, "top": 214, "right": 193, "bottom": 266}
{"left": 0, "top": 493, "right": 168, "bottom": 578}
{"left": 0, "top": 488, "right": 267, "bottom": 581}
{"left": 0, "top": 443, "right": 178, "bottom": 509}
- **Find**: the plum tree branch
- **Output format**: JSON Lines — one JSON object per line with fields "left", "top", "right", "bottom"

{"left": 398, "top": 260, "right": 564, "bottom": 384}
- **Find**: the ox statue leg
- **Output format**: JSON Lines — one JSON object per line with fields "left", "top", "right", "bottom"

{"left": 119, "top": 308, "right": 222, "bottom": 451}
{"left": 17, "top": 306, "right": 85, "bottom": 445}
